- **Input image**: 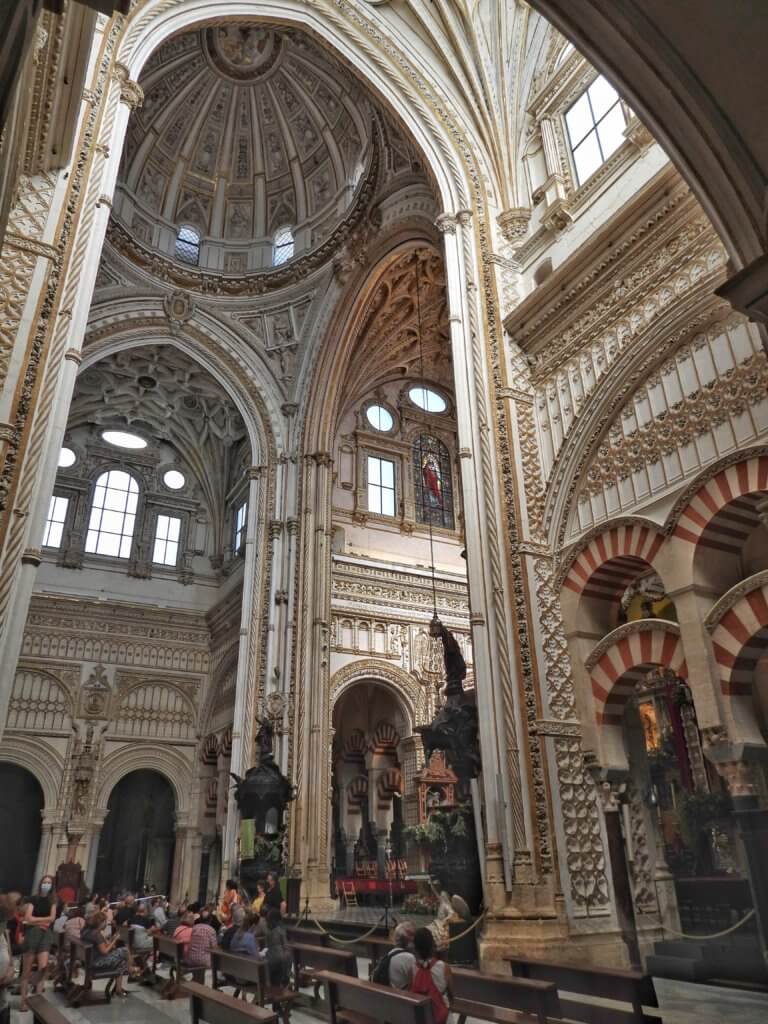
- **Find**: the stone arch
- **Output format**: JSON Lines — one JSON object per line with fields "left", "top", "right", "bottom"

{"left": 584, "top": 620, "right": 687, "bottom": 770}
{"left": 670, "top": 451, "right": 768, "bottom": 548}
{"left": 560, "top": 520, "right": 665, "bottom": 598}
{"left": 96, "top": 744, "right": 192, "bottom": 820}
{"left": 329, "top": 659, "right": 427, "bottom": 733}
{"left": 6, "top": 666, "right": 75, "bottom": 732}
{"left": 113, "top": 679, "right": 197, "bottom": 741}
{"left": 0, "top": 735, "right": 63, "bottom": 810}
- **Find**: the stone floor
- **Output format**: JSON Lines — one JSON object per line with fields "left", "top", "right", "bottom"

{"left": 7, "top": 967, "right": 768, "bottom": 1024}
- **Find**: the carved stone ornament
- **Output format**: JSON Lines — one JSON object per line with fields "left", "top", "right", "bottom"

{"left": 163, "top": 290, "right": 195, "bottom": 326}
{"left": 79, "top": 663, "right": 111, "bottom": 719}
{"left": 497, "top": 207, "right": 532, "bottom": 243}
{"left": 715, "top": 760, "right": 756, "bottom": 799}
{"left": 113, "top": 63, "right": 144, "bottom": 111}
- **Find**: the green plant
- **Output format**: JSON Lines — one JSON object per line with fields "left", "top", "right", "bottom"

{"left": 251, "top": 834, "right": 283, "bottom": 862}
{"left": 403, "top": 805, "right": 472, "bottom": 853}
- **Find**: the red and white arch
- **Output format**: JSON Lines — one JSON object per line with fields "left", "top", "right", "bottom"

{"left": 673, "top": 454, "right": 768, "bottom": 552}
{"left": 561, "top": 523, "right": 664, "bottom": 600}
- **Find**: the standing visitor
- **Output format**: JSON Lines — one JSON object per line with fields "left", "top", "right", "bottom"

{"left": 0, "top": 894, "right": 17, "bottom": 1024}
{"left": 251, "top": 880, "right": 267, "bottom": 915}
{"left": 19, "top": 875, "right": 56, "bottom": 1011}
{"left": 218, "top": 880, "right": 241, "bottom": 927}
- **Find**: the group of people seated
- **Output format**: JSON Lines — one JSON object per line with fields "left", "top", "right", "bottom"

{"left": 378, "top": 922, "right": 453, "bottom": 1024}
{"left": 0, "top": 870, "right": 291, "bottom": 1016}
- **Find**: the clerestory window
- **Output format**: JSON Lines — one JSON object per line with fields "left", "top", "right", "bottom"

{"left": 85, "top": 469, "right": 139, "bottom": 559}
{"left": 565, "top": 75, "right": 628, "bottom": 186}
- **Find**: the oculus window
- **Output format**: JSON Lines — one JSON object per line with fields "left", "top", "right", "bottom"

{"left": 565, "top": 75, "right": 628, "bottom": 186}
{"left": 42, "top": 495, "right": 69, "bottom": 549}
{"left": 101, "top": 430, "right": 147, "bottom": 450}
{"left": 154, "top": 514, "right": 181, "bottom": 566}
{"left": 365, "top": 405, "right": 394, "bottom": 432}
{"left": 85, "top": 470, "right": 139, "bottom": 558}
{"left": 234, "top": 500, "right": 247, "bottom": 554}
{"left": 409, "top": 386, "right": 447, "bottom": 414}
{"left": 175, "top": 224, "right": 201, "bottom": 265}
{"left": 163, "top": 469, "right": 185, "bottom": 490}
{"left": 58, "top": 447, "right": 76, "bottom": 468}
{"left": 272, "top": 225, "right": 294, "bottom": 266}
{"left": 414, "top": 435, "right": 454, "bottom": 530}
{"left": 367, "top": 455, "right": 396, "bottom": 517}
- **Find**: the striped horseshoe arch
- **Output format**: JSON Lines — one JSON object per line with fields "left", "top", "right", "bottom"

{"left": 710, "top": 578, "right": 768, "bottom": 698}
{"left": 586, "top": 622, "right": 688, "bottom": 727}
{"left": 562, "top": 524, "right": 664, "bottom": 600}
{"left": 673, "top": 455, "right": 768, "bottom": 553}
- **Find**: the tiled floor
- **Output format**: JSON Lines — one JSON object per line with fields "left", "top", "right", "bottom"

{"left": 6, "top": 962, "right": 768, "bottom": 1023}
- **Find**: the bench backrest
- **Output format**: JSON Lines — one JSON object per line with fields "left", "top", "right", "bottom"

{"left": 291, "top": 942, "right": 358, "bottom": 977}
{"left": 211, "top": 949, "right": 267, "bottom": 989}
{"left": 27, "top": 994, "right": 70, "bottom": 1024}
{"left": 286, "top": 927, "right": 328, "bottom": 947}
{"left": 155, "top": 934, "right": 184, "bottom": 963}
{"left": 452, "top": 966, "right": 561, "bottom": 1018}
{"left": 183, "top": 980, "right": 276, "bottom": 1024}
{"left": 70, "top": 940, "right": 94, "bottom": 968}
{"left": 508, "top": 958, "right": 658, "bottom": 1024}
{"left": 317, "top": 969, "right": 434, "bottom": 1024}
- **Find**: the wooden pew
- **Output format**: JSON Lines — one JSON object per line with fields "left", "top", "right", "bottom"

{"left": 119, "top": 924, "right": 153, "bottom": 979}
{"left": 211, "top": 949, "right": 300, "bottom": 1024}
{"left": 451, "top": 966, "right": 562, "bottom": 1024}
{"left": 66, "top": 940, "right": 125, "bottom": 1006}
{"left": 506, "top": 957, "right": 660, "bottom": 1024}
{"left": 27, "top": 994, "right": 71, "bottom": 1024}
{"left": 290, "top": 941, "right": 357, "bottom": 997}
{"left": 286, "top": 926, "right": 328, "bottom": 948}
{"left": 182, "top": 979, "right": 278, "bottom": 1024}
{"left": 153, "top": 934, "right": 204, "bottom": 997}
{"left": 316, "top": 969, "right": 434, "bottom": 1024}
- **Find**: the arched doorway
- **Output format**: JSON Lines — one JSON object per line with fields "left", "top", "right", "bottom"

{"left": 94, "top": 770, "right": 175, "bottom": 897}
{"left": 332, "top": 682, "right": 409, "bottom": 895}
{"left": 0, "top": 764, "right": 43, "bottom": 893}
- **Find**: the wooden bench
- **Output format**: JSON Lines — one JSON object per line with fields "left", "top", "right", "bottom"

{"left": 66, "top": 939, "right": 127, "bottom": 1006}
{"left": 451, "top": 966, "right": 562, "bottom": 1024}
{"left": 182, "top": 979, "right": 278, "bottom": 1024}
{"left": 211, "top": 949, "right": 300, "bottom": 1024}
{"left": 506, "top": 957, "right": 660, "bottom": 1024}
{"left": 316, "top": 969, "right": 434, "bottom": 1024}
{"left": 329, "top": 932, "right": 392, "bottom": 967}
{"left": 27, "top": 994, "right": 70, "bottom": 1024}
{"left": 153, "top": 934, "right": 205, "bottom": 998}
{"left": 290, "top": 941, "right": 357, "bottom": 997}
{"left": 286, "top": 926, "right": 328, "bottom": 948}
{"left": 119, "top": 924, "right": 153, "bottom": 979}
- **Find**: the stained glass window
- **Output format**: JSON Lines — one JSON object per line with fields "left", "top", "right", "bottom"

{"left": 414, "top": 435, "right": 454, "bottom": 530}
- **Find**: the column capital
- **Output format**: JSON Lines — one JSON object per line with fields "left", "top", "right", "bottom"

{"left": 113, "top": 63, "right": 144, "bottom": 110}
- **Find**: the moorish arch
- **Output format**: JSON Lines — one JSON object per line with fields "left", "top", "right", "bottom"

{"left": 95, "top": 743, "right": 193, "bottom": 821}
{"left": 585, "top": 619, "right": 687, "bottom": 768}
{"left": 0, "top": 734, "right": 63, "bottom": 811}
{"left": 329, "top": 659, "right": 428, "bottom": 731}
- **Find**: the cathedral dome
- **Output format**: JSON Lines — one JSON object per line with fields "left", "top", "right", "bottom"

{"left": 112, "top": 23, "right": 373, "bottom": 275}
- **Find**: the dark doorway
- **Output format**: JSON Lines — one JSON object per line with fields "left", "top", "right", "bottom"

{"left": 94, "top": 769, "right": 175, "bottom": 897}
{"left": 0, "top": 763, "right": 43, "bottom": 894}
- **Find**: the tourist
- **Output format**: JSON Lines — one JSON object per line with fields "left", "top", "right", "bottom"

{"left": 410, "top": 927, "right": 452, "bottom": 1023}
{"left": 173, "top": 911, "right": 195, "bottom": 956}
{"left": 0, "top": 894, "right": 17, "bottom": 1024}
{"left": 115, "top": 893, "right": 136, "bottom": 927}
{"left": 80, "top": 911, "right": 129, "bottom": 996}
{"left": 64, "top": 905, "right": 86, "bottom": 945}
{"left": 251, "top": 880, "right": 267, "bottom": 915}
{"left": 263, "top": 872, "right": 286, "bottom": 915}
{"left": 220, "top": 905, "right": 245, "bottom": 951}
{"left": 52, "top": 903, "right": 70, "bottom": 934}
{"left": 19, "top": 874, "right": 57, "bottom": 1011}
{"left": 229, "top": 912, "right": 260, "bottom": 957}
{"left": 218, "top": 879, "right": 241, "bottom": 927}
{"left": 263, "top": 909, "right": 291, "bottom": 988}
{"left": 374, "top": 921, "right": 416, "bottom": 988}
{"left": 185, "top": 913, "right": 218, "bottom": 970}
{"left": 199, "top": 904, "right": 221, "bottom": 931}
{"left": 130, "top": 903, "right": 155, "bottom": 954}
{"left": 152, "top": 897, "right": 167, "bottom": 929}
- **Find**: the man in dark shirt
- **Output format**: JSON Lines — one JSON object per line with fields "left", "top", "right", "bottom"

{"left": 115, "top": 893, "right": 136, "bottom": 926}
{"left": 264, "top": 873, "right": 286, "bottom": 915}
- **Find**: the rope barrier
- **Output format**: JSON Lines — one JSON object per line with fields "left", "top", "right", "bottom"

{"left": 444, "top": 911, "right": 486, "bottom": 944}
{"left": 659, "top": 908, "right": 755, "bottom": 941}
{"left": 310, "top": 916, "right": 389, "bottom": 945}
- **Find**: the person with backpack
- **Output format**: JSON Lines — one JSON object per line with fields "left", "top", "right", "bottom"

{"left": 371, "top": 921, "right": 415, "bottom": 988}
{"left": 410, "top": 927, "right": 452, "bottom": 1024}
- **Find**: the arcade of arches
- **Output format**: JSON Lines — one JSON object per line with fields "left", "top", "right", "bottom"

{"left": 0, "top": 0, "right": 767, "bottom": 978}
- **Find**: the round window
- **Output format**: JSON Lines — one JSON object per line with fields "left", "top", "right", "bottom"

{"left": 58, "top": 447, "right": 76, "bottom": 468}
{"left": 408, "top": 386, "right": 447, "bottom": 413}
{"left": 101, "top": 430, "right": 147, "bottom": 450}
{"left": 163, "top": 469, "right": 186, "bottom": 490}
{"left": 366, "top": 405, "right": 394, "bottom": 432}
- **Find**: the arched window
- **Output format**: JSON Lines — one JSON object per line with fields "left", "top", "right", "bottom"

{"left": 414, "top": 435, "right": 454, "bottom": 530}
{"left": 565, "top": 75, "right": 628, "bottom": 185}
{"left": 272, "top": 225, "right": 294, "bottom": 266}
{"left": 175, "top": 224, "right": 201, "bottom": 265}
{"left": 85, "top": 470, "right": 139, "bottom": 558}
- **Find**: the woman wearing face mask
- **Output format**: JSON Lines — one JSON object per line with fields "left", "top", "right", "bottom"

{"left": 19, "top": 875, "right": 57, "bottom": 1011}
{"left": 0, "top": 893, "right": 17, "bottom": 1024}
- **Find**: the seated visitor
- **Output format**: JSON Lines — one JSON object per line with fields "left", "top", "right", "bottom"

{"left": 19, "top": 874, "right": 57, "bottom": 1011}
{"left": 152, "top": 898, "right": 167, "bottom": 929}
{"left": 409, "top": 927, "right": 452, "bottom": 1024}
{"left": 53, "top": 903, "right": 70, "bottom": 934}
{"left": 263, "top": 909, "right": 292, "bottom": 988}
{"left": 229, "top": 912, "right": 260, "bottom": 957}
{"left": 0, "top": 893, "right": 17, "bottom": 1024}
{"left": 173, "top": 912, "right": 196, "bottom": 956}
{"left": 163, "top": 902, "right": 186, "bottom": 936}
{"left": 80, "top": 911, "right": 130, "bottom": 996}
{"left": 115, "top": 894, "right": 136, "bottom": 927}
{"left": 64, "top": 906, "right": 86, "bottom": 945}
{"left": 220, "top": 905, "right": 245, "bottom": 951}
{"left": 373, "top": 921, "right": 416, "bottom": 988}
{"left": 185, "top": 915, "right": 219, "bottom": 969}
{"left": 130, "top": 904, "right": 155, "bottom": 953}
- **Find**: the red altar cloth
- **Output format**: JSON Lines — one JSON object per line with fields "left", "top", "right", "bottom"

{"left": 335, "top": 878, "right": 417, "bottom": 896}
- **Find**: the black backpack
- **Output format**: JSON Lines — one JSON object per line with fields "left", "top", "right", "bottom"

{"left": 371, "top": 947, "right": 403, "bottom": 986}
